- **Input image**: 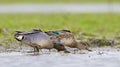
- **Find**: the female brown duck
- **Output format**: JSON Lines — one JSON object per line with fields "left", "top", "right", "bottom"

{"left": 46, "top": 30, "right": 92, "bottom": 51}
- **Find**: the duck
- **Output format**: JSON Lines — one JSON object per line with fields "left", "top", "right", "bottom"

{"left": 14, "top": 29, "right": 69, "bottom": 54}
{"left": 45, "top": 30, "right": 92, "bottom": 51}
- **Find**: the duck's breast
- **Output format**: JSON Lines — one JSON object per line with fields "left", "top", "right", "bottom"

{"left": 25, "top": 32, "right": 53, "bottom": 48}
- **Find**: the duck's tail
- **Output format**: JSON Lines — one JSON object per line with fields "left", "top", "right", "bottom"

{"left": 76, "top": 40, "right": 92, "bottom": 51}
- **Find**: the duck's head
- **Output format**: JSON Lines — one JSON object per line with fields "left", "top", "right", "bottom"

{"left": 14, "top": 31, "right": 24, "bottom": 41}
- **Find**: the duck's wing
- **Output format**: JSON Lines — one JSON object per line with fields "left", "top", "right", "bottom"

{"left": 45, "top": 31, "right": 59, "bottom": 36}
{"left": 45, "top": 29, "right": 71, "bottom": 36}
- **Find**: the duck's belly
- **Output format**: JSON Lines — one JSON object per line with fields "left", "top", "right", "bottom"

{"left": 36, "top": 40, "right": 53, "bottom": 49}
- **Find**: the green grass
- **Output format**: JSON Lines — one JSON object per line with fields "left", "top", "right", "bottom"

{"left": 0, "top": 0, "right": 119, "bottom": 3}
{"left": 0, "top": 14, "right": 120, "bottom": 38}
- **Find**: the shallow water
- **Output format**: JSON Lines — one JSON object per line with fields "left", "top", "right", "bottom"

{"left": 0, "top": 47, "right": 120, "bottom": 67}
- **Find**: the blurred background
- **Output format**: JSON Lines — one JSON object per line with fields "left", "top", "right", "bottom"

{"left": 0, "top": 0, "right": 120, "bottom": 43}
{"left": 0, "top": 1, "right": 120, "bottom": 67}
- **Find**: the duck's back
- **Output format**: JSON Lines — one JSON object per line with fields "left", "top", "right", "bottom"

{"left": 59, "top": 33, "right": 77, "bottom": 47}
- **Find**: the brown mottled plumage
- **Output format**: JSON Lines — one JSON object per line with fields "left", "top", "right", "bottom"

{"left": 50, "top": 33, "right": 77, "bottom": 48}
{"left": 46, "top": 30, "right": 91, "bottom": 51}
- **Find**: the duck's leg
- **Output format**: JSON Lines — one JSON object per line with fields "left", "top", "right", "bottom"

{"left": 34, "top": 46, "right": 39, "bottom": 55}
{"left": 19, "top": 42, "right": 23, "bottom": 50}
{"left": 34, "top": 48, "right": 36, "bottom": 52}
{"left": 34, "top": 46, "right": 39, "bottom": 52}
